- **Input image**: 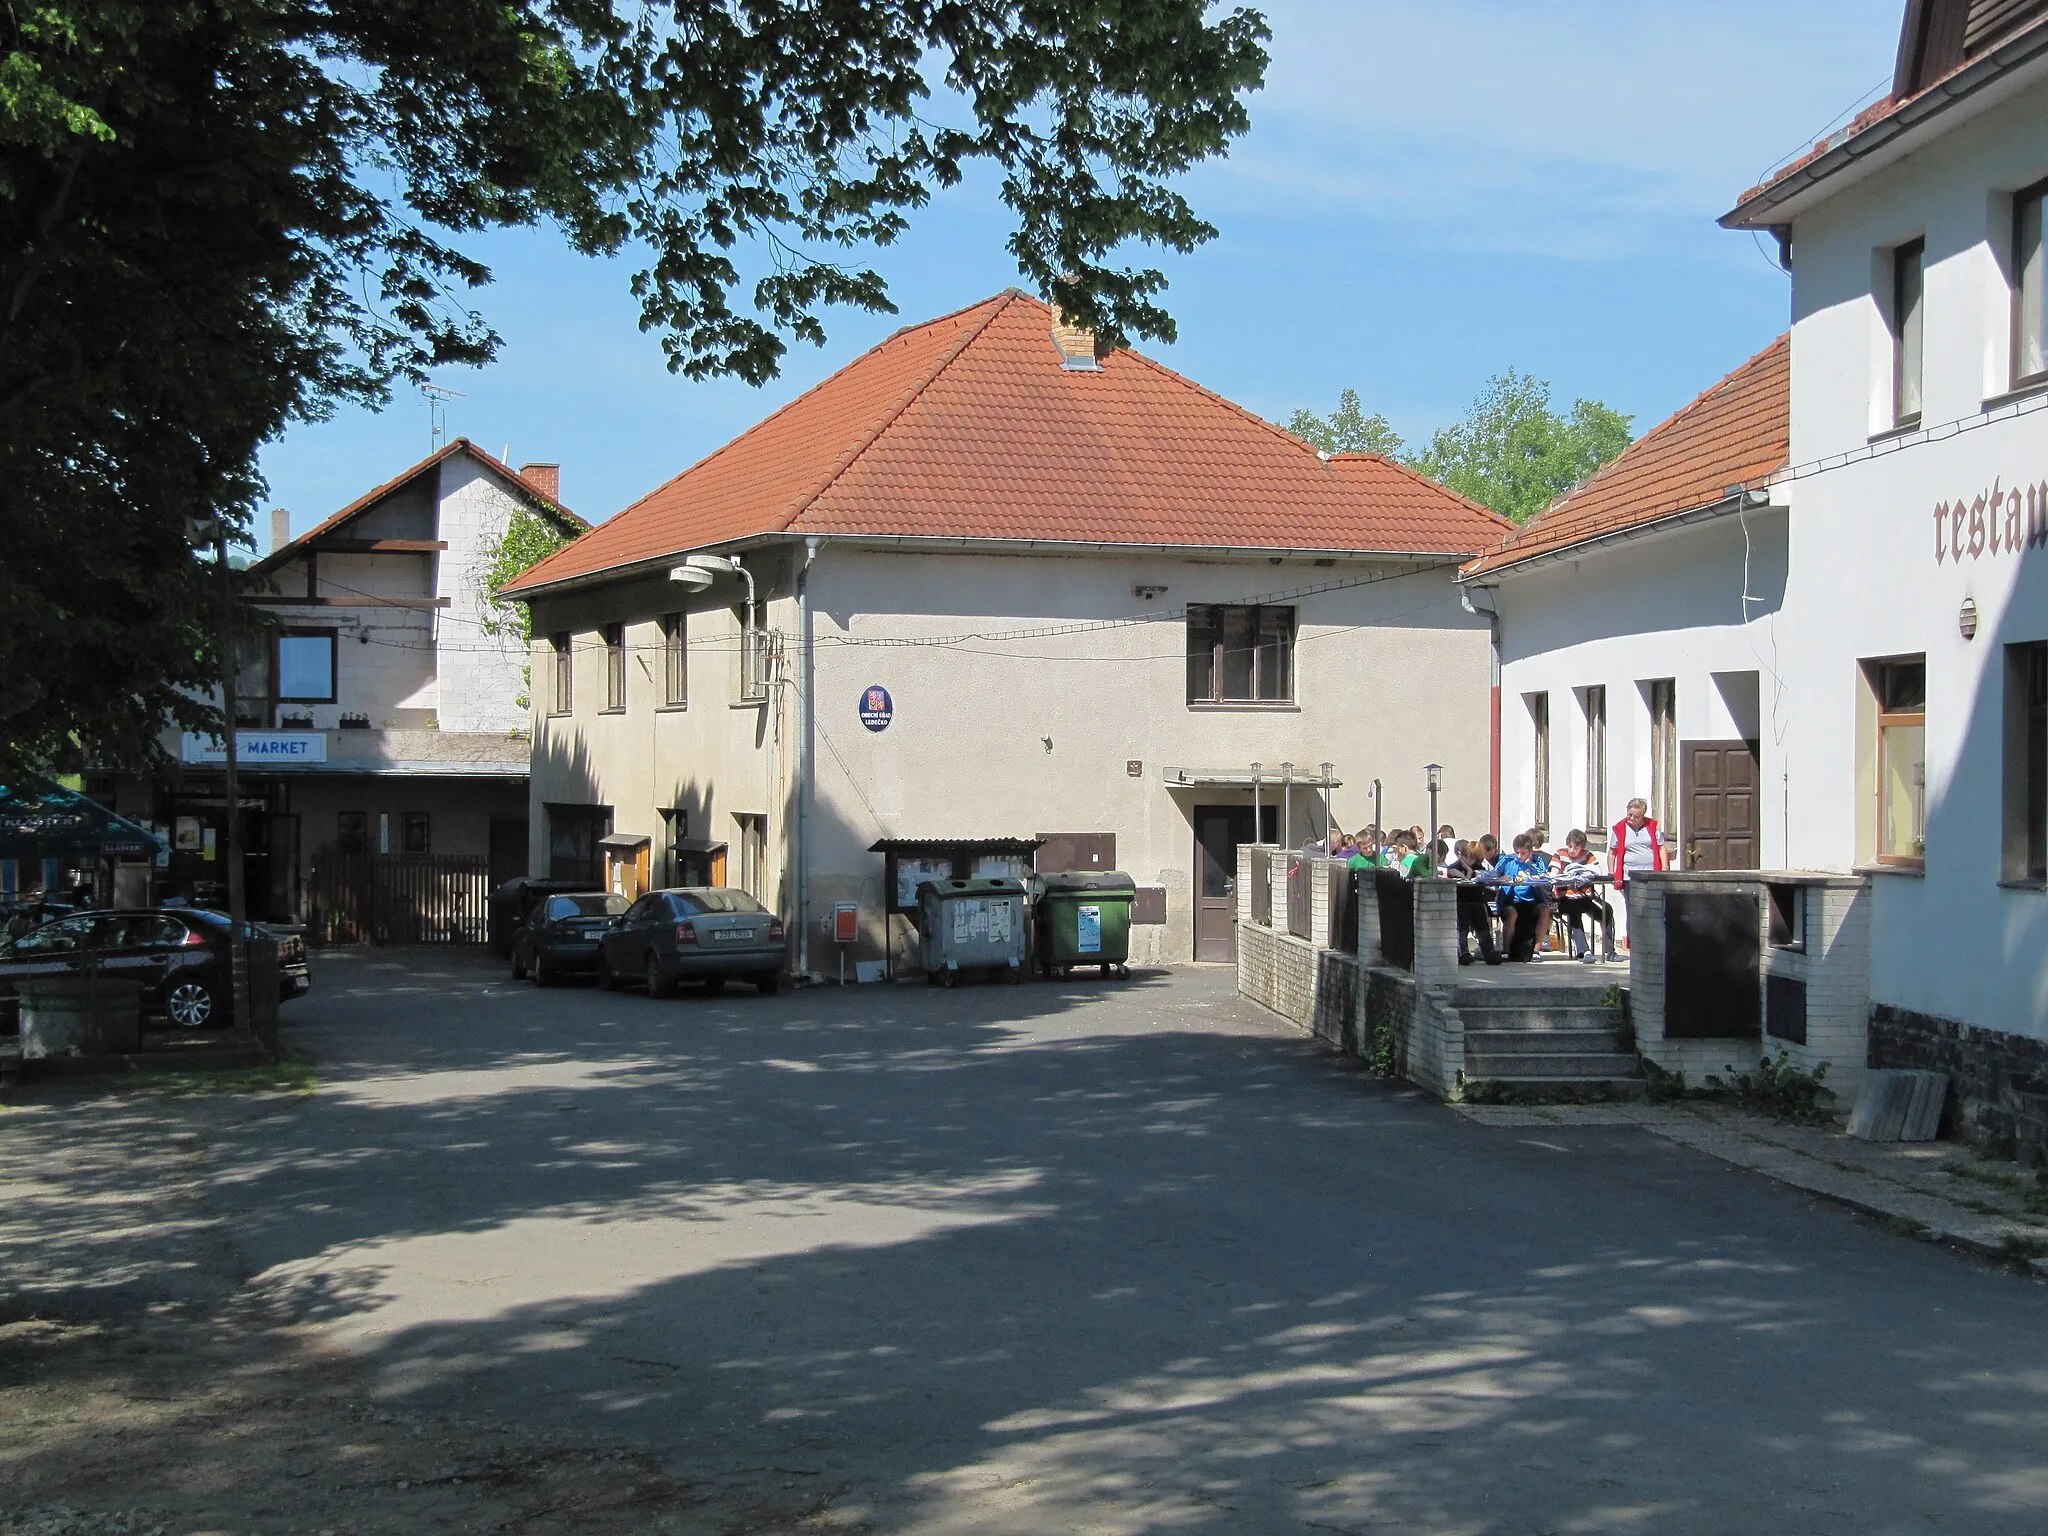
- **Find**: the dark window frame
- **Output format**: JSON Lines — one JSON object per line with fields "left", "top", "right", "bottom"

{"left": 1892, "top": 236, "right": 1926, "bottom": 427}
{"left": 2013, "top": 178, "right": 2048, "bottom": 391}
{"left": 400, "top": 811, "right": 430, "bottom": 855}
{"left": 661, "top": 611, "right": 687, "bottom": 708}
{"left": 550, "top": 633, "right": 573, "bottom": 715}
{"left": 602, "top": 623, "right": 626, "bottom": 713}
{"left": 1185, "top": 603, "right": 1297, "bottom": 705}
{"left": 2006, "top": 641, "right": 2048, "bottom": 885}
{"left": 274, "top": 628, "right": 338, "bottom": 703}
{"left": 337, "top": 810, "right": 368, "bottom": 854}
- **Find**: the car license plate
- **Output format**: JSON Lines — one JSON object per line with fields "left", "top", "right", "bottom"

{"left": 712, "top": 928, "right": 754, "bottom": 943}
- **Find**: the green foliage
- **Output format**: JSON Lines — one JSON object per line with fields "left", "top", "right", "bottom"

{"left": 480, "top": 508, "right": 572, "bottom": 643}
{"left": 1369, "top": 1018, "right": 1398, "bottom": 1078}
{"left": 1640, "top": 1057, "right": 1687, "bottom": 1103}
{"left": 1701, "top": 1050, "right": 1836, "bottom": 1123}
{"left": 1409, "top": 370, "right": 1634, "bottom": 524}
{"left": 1287, "top": 389, "right": 1404, "bottom": 458}
{"left": 0, "top": 0, "right": 1268, "bottom": 775}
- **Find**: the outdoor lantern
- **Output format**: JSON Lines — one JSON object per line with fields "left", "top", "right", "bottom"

{"left": 1426, "top": 762, "right": 1442, "bottom": 793}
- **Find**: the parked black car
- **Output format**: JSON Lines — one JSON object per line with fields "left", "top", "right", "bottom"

{"left": 510, "top": 891, "right": 628, "bottom": 984}
{"left": 489, "top": 877, "right": 598, "bottom": 956}
{"left": 1, "top": 899, "right": 75, "bottom": 940}
{"left": 0, "top": 908, "right": 311, "bottom": 1030}
{"left": 596, "top": 888, "right": 786, "bottom": 997}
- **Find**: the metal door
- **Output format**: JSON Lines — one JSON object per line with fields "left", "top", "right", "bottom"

{"left": 1665, "top": 890, "right": 1762, "bottom": 1039}
{"left": 1681, "top": 740, "right": 1760, "bottom": 870}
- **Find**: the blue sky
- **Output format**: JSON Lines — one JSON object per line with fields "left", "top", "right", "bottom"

{"left": 259, "top": 0, "right": 1903, "bottom": 542}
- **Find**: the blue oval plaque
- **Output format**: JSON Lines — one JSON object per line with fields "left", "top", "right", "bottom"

{"left": 859, "top": 684, "right": 894, "bottom": 732}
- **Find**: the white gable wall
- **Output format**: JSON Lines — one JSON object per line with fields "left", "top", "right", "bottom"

{"left": 434, "top": 455, "right": 535, "bottom": 734}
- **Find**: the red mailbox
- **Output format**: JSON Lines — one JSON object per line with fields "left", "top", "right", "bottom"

{"left": 833, "top": 902, "right": 859, "bottom": 943}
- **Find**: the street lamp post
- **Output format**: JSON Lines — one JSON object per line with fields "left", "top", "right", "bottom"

{"left": 1280, "top": 761, "right": 1294, "bottom": 850}
{"left": 212, "top": 526, "right": 251, "bottom": 1044}
{"left": 1251, "top": 762, "right": 1262, "bottom": 844}
{"left": 1426, "top": 763, "right": 1443, "bottom": 865}
{"left": 1320, "top": 761, "right": 1334, "bottom": 850}
{"left": 1372, "top": 778, "right": 1383, "bottom": 845}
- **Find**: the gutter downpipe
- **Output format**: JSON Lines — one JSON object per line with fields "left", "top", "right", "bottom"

{"left": 1461, "top": 585, "right": 1502, "bottom": 838}
{"left": 796, "top": 537, "right": 823, "bottom": 981}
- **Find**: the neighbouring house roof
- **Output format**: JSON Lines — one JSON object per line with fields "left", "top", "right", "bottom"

{"left": 1460, "top": 337, "right": 1789, "bottom": 582}
{"left": 1724, "top": 0, "right": 2048, "bottom": 229}
{"left": 502, "top": 291, "right": 1510, "bottom": 596}
{"left": 246, "top": 438, "right": 587, "bottom": 581}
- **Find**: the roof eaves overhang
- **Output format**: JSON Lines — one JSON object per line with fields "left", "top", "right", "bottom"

{"left": 1722, "top": 23, "right": 2048, "bottom": 230}
{"left": 506, "top": 533, "right": 1473, "bottom": 598}
{"left": 1456, "top": 491, "right": 1782, "bottom": 586}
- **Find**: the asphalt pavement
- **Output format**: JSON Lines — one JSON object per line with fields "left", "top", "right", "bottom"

{"left": 182, "top": 950, "right": 2048, "bottom": 1533}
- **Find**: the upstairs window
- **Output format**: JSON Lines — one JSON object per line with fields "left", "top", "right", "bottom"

{"left": 1892, "top": 237, "right": 1925, "bottom": 426}
{"left": 1581, "top": 684, "right": 1608, "bottom": 832}
{"left": 603, "top": 623, "right": 626, "bottom": 712}
{"left": 1645, "top": 678, "right": 1677, "bottom": 826}
{"left": 1526, "top": 691, "right": 1551, "bottom": 830}
{"left": 1186, "top": 604, "right": 1294, "bottom": 704}
{"left": 276, "top": 631, "right": 336, "bottom": 703}
{"left": 662, "top": 612, "right": 687, "bottom": 706}
{"left": 2014, "top": 180, "right": 2047, "bottom": 389}
{"left": 550, "top": 633, "right": 572, "bottom": 715}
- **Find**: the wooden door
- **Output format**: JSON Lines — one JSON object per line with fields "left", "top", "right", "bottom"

{"left": 1193, "top": 807, "right": 1250, "bottom": 963}
{"left": 1681, "top": 740, "right": 1760, "bottom": 870}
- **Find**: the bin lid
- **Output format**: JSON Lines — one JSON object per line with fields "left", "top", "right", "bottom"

{"left": 1035, "top": 871, "right": 1137, "bottom": 895}
{"left": 916, "top": 877, "right": 1027, "bottom": 900}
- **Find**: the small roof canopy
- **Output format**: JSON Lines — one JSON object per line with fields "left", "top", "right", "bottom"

{"left": 597, "top": 832, "right": 653, "bottom": 853}
{"left": 0, "top": 774, "right": 166, "bottom": 860}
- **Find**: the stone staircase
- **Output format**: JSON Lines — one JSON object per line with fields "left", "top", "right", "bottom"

{"left": 1453, "top": 980, "right": 1645, "bottom": 1100}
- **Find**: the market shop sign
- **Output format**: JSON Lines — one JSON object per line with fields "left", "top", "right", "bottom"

{"left": 1933, "top": 479, "right": 2048, "bottom": 563}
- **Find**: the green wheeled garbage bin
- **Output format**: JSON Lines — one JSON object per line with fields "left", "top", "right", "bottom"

{"left": 915, "top": 877, "right": 1029, "bottom": 986}
{"left": 1033, "top": 872, "right": 1136, "bottom": 979}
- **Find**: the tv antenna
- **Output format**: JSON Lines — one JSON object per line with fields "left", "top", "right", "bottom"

{"left": 421, "top": 383, "right": 464, "bottom": 449}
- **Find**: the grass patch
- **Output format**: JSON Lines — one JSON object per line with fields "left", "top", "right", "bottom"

{"left": 1878, "top": 1214, "right": 1928, "bottom": 1240}
{"left": 1946, "top": 1159, "right": 2048, "bottom": 1215}
{"left": 134, "top": 1046, "right": 317, "bottom": 1097}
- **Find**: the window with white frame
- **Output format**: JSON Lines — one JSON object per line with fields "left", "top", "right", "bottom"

{"left": 1864, "top": 656, "right": 1926, "bottom": 865}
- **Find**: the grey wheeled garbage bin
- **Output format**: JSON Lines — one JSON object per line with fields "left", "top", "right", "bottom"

{"left": 914, "top": 877, "right": 1029, "bottom": 985}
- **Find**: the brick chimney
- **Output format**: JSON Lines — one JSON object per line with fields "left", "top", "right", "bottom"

{"left": 270, "top": 507, "right": 291, "bottom": 553}
{"left": 519, "top": 462, "right": 561, "bottom": 503}
{"left": 1049, "top": 321, "right": 1102, "bottom": 372}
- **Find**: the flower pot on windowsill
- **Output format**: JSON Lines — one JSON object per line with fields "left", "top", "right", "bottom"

{"left": 280, "top": 714, "right": 314, "bottom": 729}
{"left": 338, "top": 714, "right": 371, "bottom": 730}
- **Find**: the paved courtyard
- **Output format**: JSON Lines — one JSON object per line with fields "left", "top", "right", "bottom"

{"left": 6, "top": 951, "right": 2048, "bottom": 1534}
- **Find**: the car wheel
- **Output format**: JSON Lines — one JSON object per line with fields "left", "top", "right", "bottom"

{"left": 755, "top": 972, "right": 782, "bottom": 995}
{"left": 536, "top": 952, "right": 558, "bottom": 988}
{"left": 594, "top": 953, "right": 613, "bottom": 991}
{"left": 701, "top": 975, "right": 726, "bottom": 995}
{"left": 164, "top": 977, "right": 220, "bottom": 1030}
{"left": 645, "top": 955, "right": 670, "bottom": 999}
{"left": 511, "top": 947, "right": 527, "bottom": 981}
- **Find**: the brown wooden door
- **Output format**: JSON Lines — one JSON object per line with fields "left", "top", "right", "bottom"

{"left": 1194, "top": 807, "right": 1249, "bottom": 963}
{"left": 1681, "top": 740, "right": 1760, "bottom": 870}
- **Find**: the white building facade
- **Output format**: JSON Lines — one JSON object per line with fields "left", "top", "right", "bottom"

{"left": 1467, "top": 0, "right": 2048, "bottom": 1156}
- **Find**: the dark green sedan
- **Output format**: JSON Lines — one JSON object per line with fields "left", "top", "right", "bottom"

{"left": 596, "top": 888, "right": 786, "bottom": 997}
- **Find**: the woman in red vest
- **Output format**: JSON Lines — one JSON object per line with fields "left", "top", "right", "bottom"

{"left": 1610, "top": 797, "right": 1665, "bottom": 888}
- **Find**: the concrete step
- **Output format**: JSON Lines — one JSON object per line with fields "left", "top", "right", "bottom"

{"left": 1450, "top": 985, "right": 1615, "bottom": 1011}
{"left": 1465, "top": 1028, "right": 1621, "bottom": 1055}
{"left": 1452, "top": 1005, "right": 1621, "bottom": 1033}
{"left": 1464, "top": 1075, "right": 1648, "bottom": 1102}
{"left": 1465, "top": 1050, "right": 1642, "bottom": 1080}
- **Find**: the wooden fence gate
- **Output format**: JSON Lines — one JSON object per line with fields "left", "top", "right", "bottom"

{"left": 306, "top": 846, "right": 491, "bottom": 946}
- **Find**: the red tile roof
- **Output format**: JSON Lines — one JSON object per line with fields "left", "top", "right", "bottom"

{"left": 248, "top": 438, "right": 586, "bottom": 578}
{"left": 504, "top": 291, "right": 1510, "bottom": 594}
{"left": 1460, "top": 337, "right": 1789, "bottom": 580}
